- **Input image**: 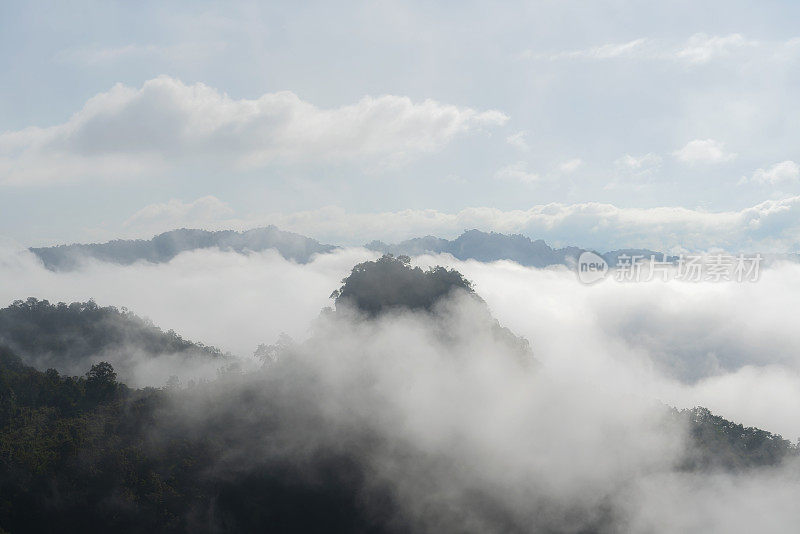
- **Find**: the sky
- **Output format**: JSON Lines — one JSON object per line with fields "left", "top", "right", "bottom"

{"left": 2, "top": 0, "right": 800, "bottom": 250}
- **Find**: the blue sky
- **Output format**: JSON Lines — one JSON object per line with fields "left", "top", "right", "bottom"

{"left": 2, "top": 0, "right": 800, "bottom": 250}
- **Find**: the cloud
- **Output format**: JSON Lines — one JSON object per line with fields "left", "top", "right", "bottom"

{"left": 528, "top": 33, "right": 763, "bottom": 64}
{"left": 493, "top": 161, "right": 540, "bottom": 184}
{"left": 116, "top": 194, "right": 800, "bottom": 253}
{"left": 505, "top": 131, "right": 529, "bottom": 151}
{"left": 528, "top": 38, "right": 652, "bottom": 60}
{"left": 615, "top": 153, "right": 662, "bottom": 171}
{"left": 558, "top": 158, "right": 583, "bottom": 173}
{"left": 745, "top": 160, "right": 800, "bottom": 185}
{"left": 675, "top": 33, "right": 757, "bottom": 64}
{"left": 4, "top": 243, "right": 800, "bottom": 529}
{"left": 0, "top": 76, "right": 508, "bottom": 185}
{"left": 673, "top": 139, "right": 736, "bottom": 164}
{"left": 239, "top": 196, "right": 800, "bottom": 252}
{"left": 123, "top": 196, "right": 236, "bottom": 234}
{"left": 606, "top": 153, "right": 663, "bottom": 190}
{"left": 0, "top": 243, "right": 372, "bottom": 359}
{"left": 54, "top": 42, "right": 228, "bottom": 65}
{"left": 431, "top": 256, "right": 800, "bottom": 440}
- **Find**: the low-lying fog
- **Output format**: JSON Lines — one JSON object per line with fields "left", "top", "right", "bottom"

{"left": 2, "top": 242, "right": 800, "bottom": 441}
{"left": 3, "top": 243, "right": 800, "bottom": 531}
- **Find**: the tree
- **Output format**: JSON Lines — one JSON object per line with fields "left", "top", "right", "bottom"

{"left": 85, "top": 361, "right": 117, "bottom": 402}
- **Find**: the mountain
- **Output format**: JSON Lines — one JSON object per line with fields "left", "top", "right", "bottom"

{"left": 366, "top": 229, "right": 672, "bottom": 268}
{"left": 0, "top": 259, "right": 797, "bottom": 532}
{"left": 30, "top": 225, "right": 684, "bottom": 272}
{"left": 0, "top": 335, "right": 794, "bottom": 532}
{"left": 0, "top": 298, "right": 225, "bottom": 382}
{"left": 30, "top": 226, "right": 337, "bottom": 271}
{"left": 331, "top": 254, "right": 477, "bottom": 315}
{"left": 330, "top": 254, "right": 535, "bottom": 364}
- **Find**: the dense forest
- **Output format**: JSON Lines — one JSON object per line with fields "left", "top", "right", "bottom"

{"left": 0, "top": 256, "right": 796, "bottom": 532}
{"left": 0, "top": 298, "right": 225, "bottom": 382}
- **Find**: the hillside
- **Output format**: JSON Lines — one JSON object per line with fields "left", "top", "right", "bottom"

{"left": 0, "top": 259, "right": 797, "bottom": 532}
{"left": 30, "top": 226, "right": 337, "bottom": 270}
{"left": 0, "top": 298, "right": 225, "bottom": 383}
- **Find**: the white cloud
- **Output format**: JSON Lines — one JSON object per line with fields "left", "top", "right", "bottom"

{"left": 615, "top": 153, "right": 662, "bottom": 171}
{"left": 55, "top": 42, "right": 228, "bottom": 65}
{"left": 0, "top": 76, "right": 508, "bottom": 185}
{"left": 506, "top": 130, "right": 530, "bottom": 151}
{"left": 528, "top": 33, "right": 763, "bottom": 64}
{"left": 606, "top": 153, "right": 663, "bottom": 190}
{"left": 675, "top": 33, "right": 757, "bottom": 64}
{"left": 493, "top": 161, "right": 540, "bottom": 184}
{"left": 529, "top": 38, "right": 652, "bottom": 61}
{"left": 745, "top": 160, "right": 800, "bottom": 185}
{"left": 558, "top": 158, "right": 583, "bottom": 173}
{"left": 123, "top": 196, "right": 236, "bottom": 233}
{"left": 118, "top": 195, "right": 800, "bottom": 253}
{"left": 5, "top": 243, "right": 800, "bottom": 528}
{"left": 673, "top": 139, "right": 736, "bottom": 164}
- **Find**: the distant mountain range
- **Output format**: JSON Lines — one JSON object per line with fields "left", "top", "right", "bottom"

{"left": 366, "top": 229, "right": 672, "bottom": 268}
{"left": 30, "top": 226, "right": 337, "bottom": 270}
{"left": 30, "top": 226, "right": 677, "bottom": 271}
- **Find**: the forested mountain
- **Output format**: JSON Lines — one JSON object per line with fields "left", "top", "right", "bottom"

{"left": 0, "top": 298, "right": 225, "bottom": 382}
{"left": 366, "top": 229, "right": 673, "bottom": 268}
{"left": 331, "top": 254, "right": 477, "bottom": 315}
{"left": 29, "top": 225, "right": 681, "bottom": 272}
{"left": 1, "top": 257, "right": 796, "bottom": 533}
{"left": 30, "top": 226, "right": 337, "bottom": 270}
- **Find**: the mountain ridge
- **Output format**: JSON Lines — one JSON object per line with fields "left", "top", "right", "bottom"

{"left": 30, "top": 226, "right": 675, "bottom": 271}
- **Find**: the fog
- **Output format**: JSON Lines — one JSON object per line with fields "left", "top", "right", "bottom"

{"left": 3, "top": 243, "right": 800, "bottom": 438}
{"left": 2, "top": 243, "right": 800, "bottom": 530}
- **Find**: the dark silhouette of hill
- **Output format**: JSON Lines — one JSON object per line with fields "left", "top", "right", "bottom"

{"left": 330, "top": 255, "right": 535, "bottom": 364}
{"left": 331, "top": 254, "right": 476, "bottom": 316}
{"left": 0, "top": 298, "right": 223, "bottom": 378}
{"left": 30, "top": 226, "right": 337, "bottom": 270}
{"left": 0, "top": 342, "right": 795, "bottom": 533}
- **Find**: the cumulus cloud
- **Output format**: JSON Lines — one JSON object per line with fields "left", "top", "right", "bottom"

{"left": 673, "top": 138, "right": 736, "bottom": 164}
{"left": 744, "top": 160, "right": 800, "bottom": 185}
{"left": 222, "top": 196, "right": 800, "bottom": 252}
{"left": 0, "top": 76, "right": 508, "bottom": 185}
{"left": 115, "top": 194, "right": 800, "bottom": 252}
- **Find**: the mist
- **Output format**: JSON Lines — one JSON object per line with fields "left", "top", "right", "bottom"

{"left": 2, "top": 243, "right": 800, "bottom": 530}
{"left": 3, "top": 243, "right": 800, "bottom": 439}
